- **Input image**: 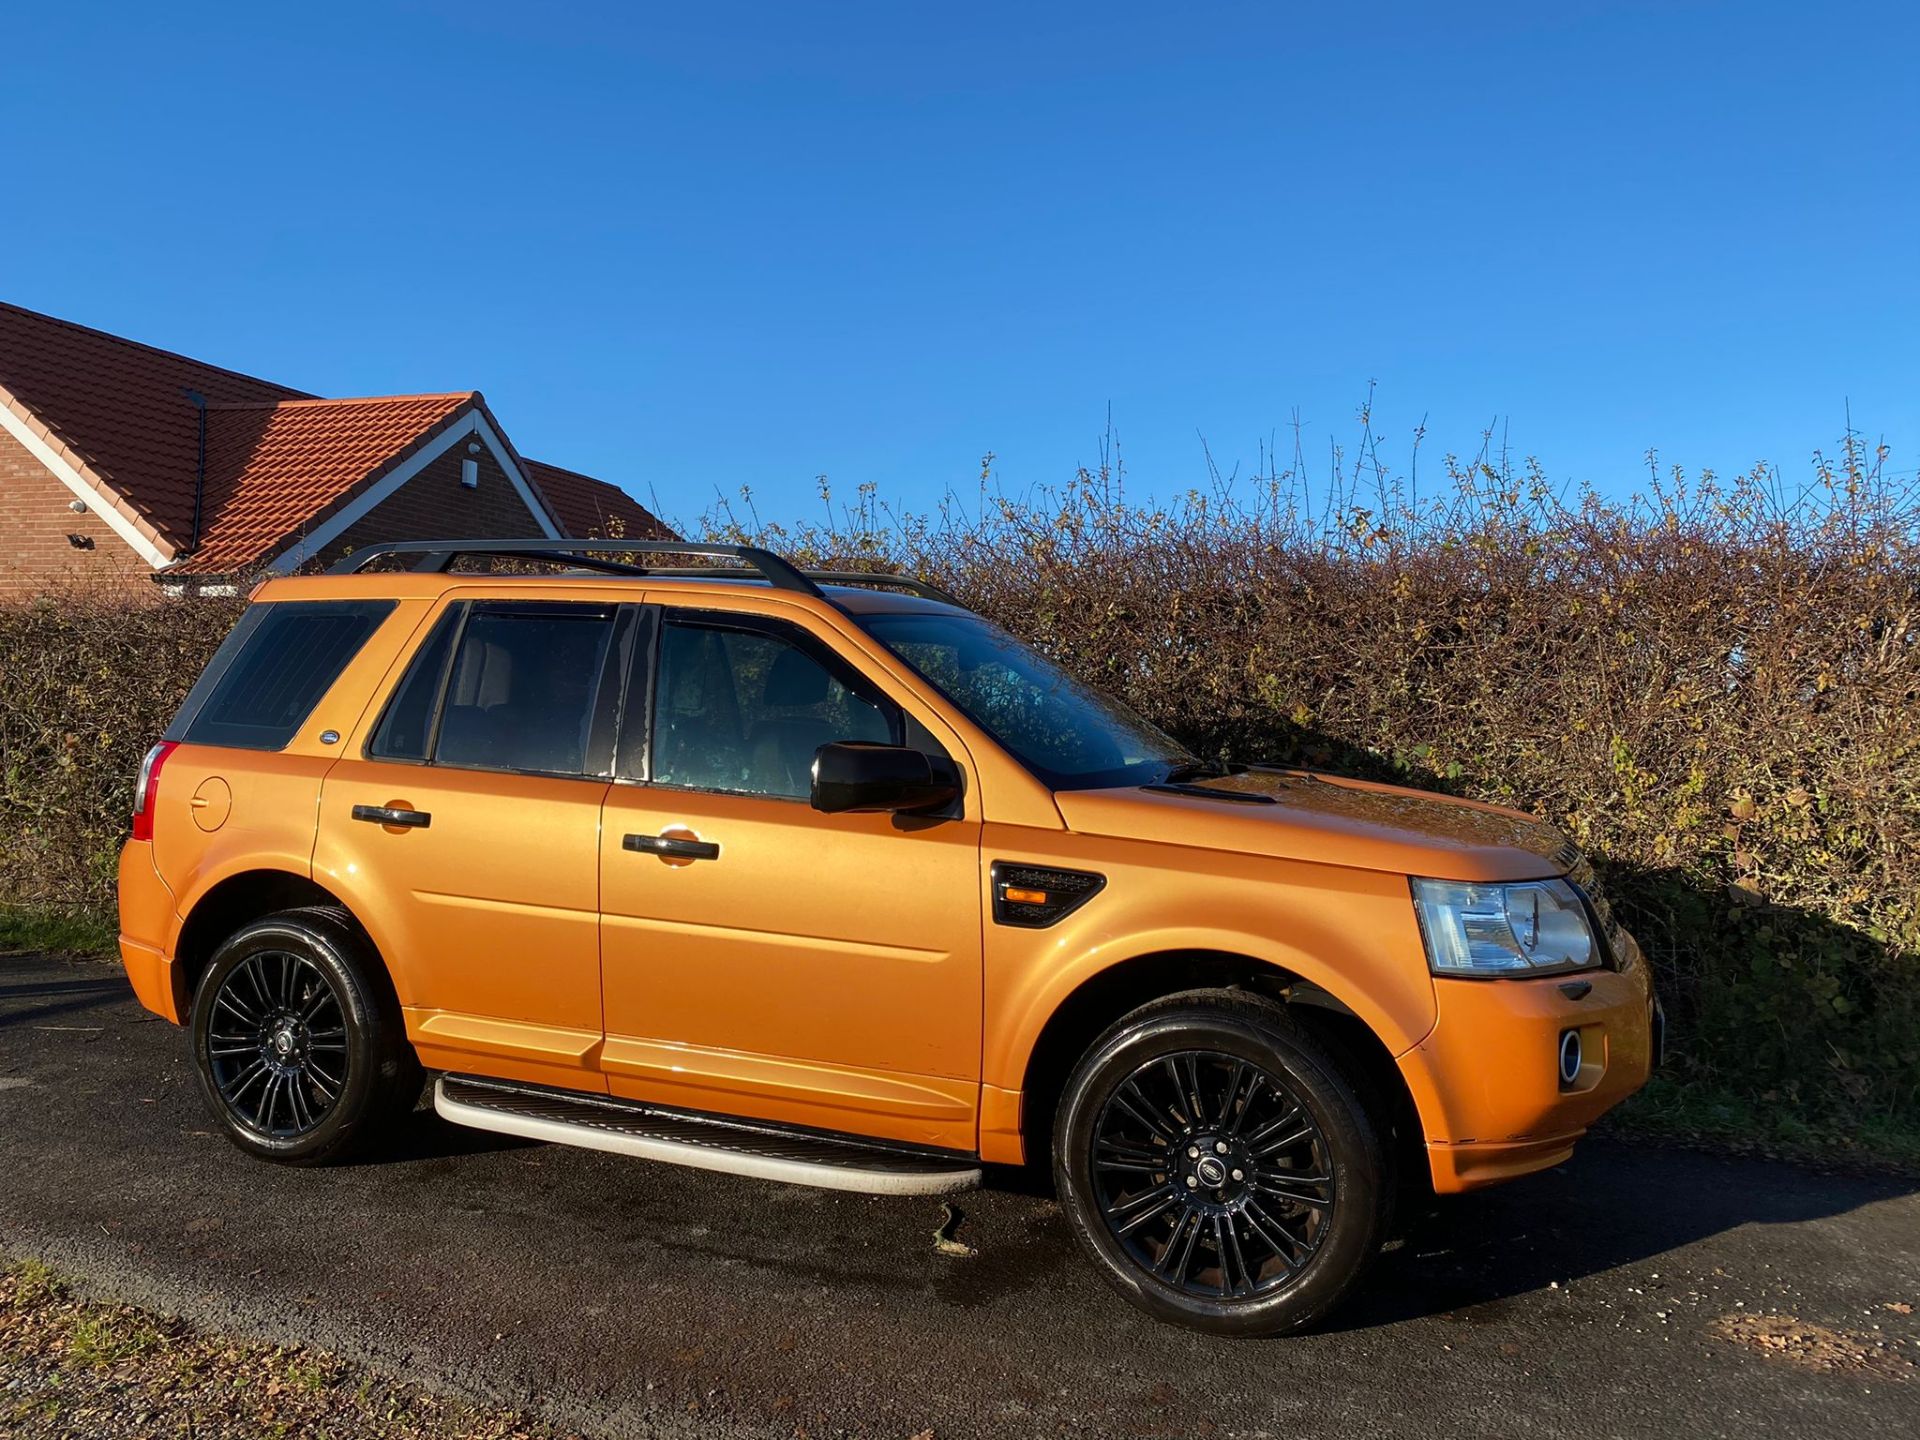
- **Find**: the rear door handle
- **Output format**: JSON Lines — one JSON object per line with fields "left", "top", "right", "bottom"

{"left": 624, "top": 832, "right": 719, "bottom": 861}
{"left": 352, "top": 804, "right": 432, "bottom": 829}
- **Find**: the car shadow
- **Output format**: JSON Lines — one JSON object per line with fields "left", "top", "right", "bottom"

{"left": 974, "top": 1142, "right": 1915, "bottom": 1328}
{"left": 1327, "top": 1140, "right": 1917, "bottom": 1330}
{"left": 0, "top": 968, "right": 132, "bottom": 1030}
{"left": 350, "top": 1102, "right": 540, "bottom": 1164}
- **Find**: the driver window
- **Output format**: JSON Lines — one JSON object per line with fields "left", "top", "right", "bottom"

{"left": 652, "top": 619, "right": 896, "bottom": 799}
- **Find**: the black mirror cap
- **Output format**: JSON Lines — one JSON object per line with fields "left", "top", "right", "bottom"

{"left": 811, "top": 742, "right": 961, "bottom": 815}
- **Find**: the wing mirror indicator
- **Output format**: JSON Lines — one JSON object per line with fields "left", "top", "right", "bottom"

{"left": 810, "top": 742, "right": 961, "bottom": 815}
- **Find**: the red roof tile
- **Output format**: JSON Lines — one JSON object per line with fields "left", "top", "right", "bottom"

{"left": 170, "top": 393, "right": 477, "bottom": 574}
{"left": 525, "top": 459, "right": 675, "bottom": 541}
{"left": 0, "top": 301, "right": 308, "bottom": 555}
{"left": 1, "top": 300, "right": 651, "bottom": 575}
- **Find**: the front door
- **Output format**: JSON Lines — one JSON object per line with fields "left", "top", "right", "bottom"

{"left": 597, "top": 606, "right": 983, "bottom": 1151}
{"left": 315, "top": 596, "right": 631, "bottom": 1090}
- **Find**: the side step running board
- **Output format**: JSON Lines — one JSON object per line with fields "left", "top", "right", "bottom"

{"left": 433, "top": 1075, "right": 982, "bottom": 1196}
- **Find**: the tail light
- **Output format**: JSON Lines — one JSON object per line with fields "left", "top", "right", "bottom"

{"left": 131, "top": 741, "right": 177, "bottom": 842}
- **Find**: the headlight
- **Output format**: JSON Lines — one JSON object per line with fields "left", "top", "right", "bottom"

{"left": 1410, "top": 877, "right": 1598, "bottom": 977}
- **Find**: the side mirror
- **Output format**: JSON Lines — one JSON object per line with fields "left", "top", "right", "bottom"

{"left": 811, "top": 742, "right": 961, "bottom": 815}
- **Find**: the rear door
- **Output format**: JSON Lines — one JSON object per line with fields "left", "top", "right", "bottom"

{"left": 596, "top": 603, "right": 984, "bottom": 1151}
{"left": 315, "top": 595, "right": 634, "bottom": 1091}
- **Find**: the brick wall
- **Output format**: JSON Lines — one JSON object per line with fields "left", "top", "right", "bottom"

{"left": 0, "top": 428, "right": 158, "bottom": 603}
{"left": 297, "top": 439, "right": 553, "bottom": 570}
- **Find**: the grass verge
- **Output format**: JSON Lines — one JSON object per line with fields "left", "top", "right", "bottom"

{"left": 1, "top": 1256, "right": 578, "bottom": 1440}
{"left": 1604, "top": 1078, "right": 1920, "bottom": 1176}
{"left": 0, "top": 905, "right": 114, "bottom": 956}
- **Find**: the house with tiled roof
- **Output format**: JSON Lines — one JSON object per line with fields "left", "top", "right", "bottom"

{"left": 0, "top": 301, "right": 671, "bottom": 599}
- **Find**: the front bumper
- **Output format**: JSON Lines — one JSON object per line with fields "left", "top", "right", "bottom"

{"left": 1398, "top": 927, "right": 1657, "bottom": 1193}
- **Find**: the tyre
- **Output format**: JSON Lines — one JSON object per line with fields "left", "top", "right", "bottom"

{"left": 1052, "top": 989, "right": 1393, "bottom": 1336}
{"left": 188, "top": 906, "right": 421, "bottom": 1165}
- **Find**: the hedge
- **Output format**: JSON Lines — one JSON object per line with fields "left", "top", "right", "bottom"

{"left": 3, "top": 433, "right": 1915, "bottom": 1148}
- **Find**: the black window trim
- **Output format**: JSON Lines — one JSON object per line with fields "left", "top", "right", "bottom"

{"left": 362, "top": 602, "right": 468, "bottom": 766}
{"left": 363, "top": 598, "right": 630, "bottom": 782}
{"left": 612, "top": 604, "right": 662, "bottom": 784}
{"left": 625, "top": 605, "right": 918, "bottom": 802}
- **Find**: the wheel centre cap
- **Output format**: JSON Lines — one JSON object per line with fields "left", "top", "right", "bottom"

{"left": 271, "top": 1027, "right": 296, "bottom": 1057}
{"left": 1195, "top": 1155, "right": 1228, "bottom": 1187}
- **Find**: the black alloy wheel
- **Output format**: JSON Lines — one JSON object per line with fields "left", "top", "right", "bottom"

{"left": 1091, "top": 1049, "right": 1335, "bottom": 1299}
{"left": 190, "top": 907, "right": 420, "bottom": 1165}
{"left": 204, "top": 948, "right": 349, "bottom": 1139}
{"left": 1054, "top": 989, "right": 1393, "bottom": 1336}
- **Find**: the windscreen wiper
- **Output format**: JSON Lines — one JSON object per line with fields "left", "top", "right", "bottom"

{"left": 1160, "top": 757, "right": 1247, "bottom": 784}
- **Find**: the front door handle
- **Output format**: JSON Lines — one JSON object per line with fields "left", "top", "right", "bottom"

{"left": 624, "top": 832, "right": 719, "bottom": 861}
{"left": 352, "top": 803, "right": 432, "bottom": 829}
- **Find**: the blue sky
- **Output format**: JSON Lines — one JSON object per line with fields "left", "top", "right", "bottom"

{"left": 4, "top": 2, "right": 1915, "bottom": 526}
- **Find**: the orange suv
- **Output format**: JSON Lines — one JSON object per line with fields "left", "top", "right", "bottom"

{"left": 117, "top": 539, "right": 1658, "bottom": 1335}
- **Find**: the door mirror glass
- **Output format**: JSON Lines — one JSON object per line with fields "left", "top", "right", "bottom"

{"left": 811, "top": 742, "right": 960, "bottom": 815}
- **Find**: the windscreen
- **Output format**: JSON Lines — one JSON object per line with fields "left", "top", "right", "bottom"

{"left": 859, "top": 611, "right": 1191, "bottom": 790}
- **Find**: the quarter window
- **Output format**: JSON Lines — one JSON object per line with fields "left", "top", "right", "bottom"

{"left": 171, "top": 600, "right": 394, "bottom": 752}
{"left": 652, "top": 619, "right": 896, "bottom": 798}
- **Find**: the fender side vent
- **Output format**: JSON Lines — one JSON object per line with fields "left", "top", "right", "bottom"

{"left": 991, "top": 861, "right": 1106, "bottom": 928}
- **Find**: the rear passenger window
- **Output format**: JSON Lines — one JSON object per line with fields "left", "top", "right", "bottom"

{"left": 170, "top": 600, "right": 394, "bottom": 751}
{"left": 433, "top": 604, "right": 619, "bottom": 777}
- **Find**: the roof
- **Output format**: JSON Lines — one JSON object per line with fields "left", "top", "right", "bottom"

{"left": 169, "top": 394, "right": 477, "bottom": 575}
{"left": 0, "top": 299, "right": 656, "bottom": 574}
{"left": 524, "top": 459, "right": 673, "bottom": 541}
{"left": 0, "top": 301, "right": 309, "bottom": 559}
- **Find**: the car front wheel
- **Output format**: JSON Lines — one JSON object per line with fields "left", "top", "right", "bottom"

{"left": 1053, "top": 989, "right": 1393, "bottom": 1336}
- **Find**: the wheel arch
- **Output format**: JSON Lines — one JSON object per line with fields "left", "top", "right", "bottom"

{"left": 172, "top": 869, "right": 369, "bottom": 1020}
{"left": 1013, "top": 949, "right": 1424, "bottom": 1181}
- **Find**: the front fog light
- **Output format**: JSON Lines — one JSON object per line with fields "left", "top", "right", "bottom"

{"left": 1558, "top": 1028, "right": 1584, "bottom": 1085}
{"left": 1411, "top": 876, "right": 1599, "bottom": 977}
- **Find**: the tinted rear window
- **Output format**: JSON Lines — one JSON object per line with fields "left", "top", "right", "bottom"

{"left": 434, "top": 605, "right": 618, "bottom": 776}
{"left": 168, "top": 600, "right": 394, "bottom": 751}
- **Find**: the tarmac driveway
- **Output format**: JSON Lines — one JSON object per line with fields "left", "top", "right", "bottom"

{"left": 2, "top": 951, "right": 1915, "bottom": 1438}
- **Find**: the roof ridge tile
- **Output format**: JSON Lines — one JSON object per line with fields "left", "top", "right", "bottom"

{"left": 204, "top": 391, "right": 477, "bottom": 412}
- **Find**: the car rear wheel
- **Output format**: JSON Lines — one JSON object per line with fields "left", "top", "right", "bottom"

{"left": 1053, "top": 989, "right": 1393, "bottom": 1336}
{"left": 189, "top": 907, "right": 420, "bottom": 1165}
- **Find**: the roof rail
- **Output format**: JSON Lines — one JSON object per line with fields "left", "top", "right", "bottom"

{"left": 326, "top": 540, "right": 966, "bottom": 608}
{"left": 800, "top": 570, "right": 964, "bottom": 607}
{"left": 619, "top": 565, "right": 962, "bottom": 607}
{"left": 327, "top": 539, "right": 823, "bottom": 595}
